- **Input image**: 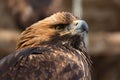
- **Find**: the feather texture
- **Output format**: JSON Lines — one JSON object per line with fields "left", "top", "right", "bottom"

{"left": 0, "top": 12, "right": 91, "bottom": 80}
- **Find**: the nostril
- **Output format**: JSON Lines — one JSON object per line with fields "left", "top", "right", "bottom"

{"left": 75, "top": 22, "right": 78, "bottom": 26}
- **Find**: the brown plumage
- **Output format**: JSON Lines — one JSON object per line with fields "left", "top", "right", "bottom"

{"left": 0, "top": 12, "right": 91, "bottom": 80}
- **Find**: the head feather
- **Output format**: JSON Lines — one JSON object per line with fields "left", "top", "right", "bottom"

{"left": 16, "top": 12, "right": 78, "bottom": 49}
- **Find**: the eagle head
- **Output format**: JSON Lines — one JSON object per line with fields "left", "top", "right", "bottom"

{"left": 16, "top": 12, "right": 88, "bottom": 50}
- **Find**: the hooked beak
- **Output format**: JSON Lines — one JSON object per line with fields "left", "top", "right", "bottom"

{"left": 73, "top": 20, "right": 88, "bottom": 34}
{"left": 60, "top": 20, "right": 88, "bottom": 36}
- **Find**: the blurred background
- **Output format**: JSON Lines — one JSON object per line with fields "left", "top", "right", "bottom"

{"left": 0, "top": 0, "right": 120, "bottom": 80}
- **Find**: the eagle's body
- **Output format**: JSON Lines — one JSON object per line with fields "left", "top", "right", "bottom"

{"left": 0, "top": 12, "right": 91, "bottom": 80}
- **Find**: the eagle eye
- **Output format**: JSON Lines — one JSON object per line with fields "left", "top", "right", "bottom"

{"left": 55, "top": 24, "right": 68, "bottom": 31}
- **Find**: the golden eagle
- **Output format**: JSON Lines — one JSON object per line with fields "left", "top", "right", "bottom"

{"left": 0, "top": 12, "right": 91, "bottom": 80}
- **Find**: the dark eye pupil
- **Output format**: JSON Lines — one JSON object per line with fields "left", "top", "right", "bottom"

{"left": 56, "top": 26, "right": 63, "bottom": 30}
{"left": 55, "top": 24, "right": 68, "bottom": 31}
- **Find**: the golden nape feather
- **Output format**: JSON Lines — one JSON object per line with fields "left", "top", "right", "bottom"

{"left": 16, "top": 12, "right": 78, "bottom": 49}
{"left": 0, "top": 12, "right": 91, "bottom": 80}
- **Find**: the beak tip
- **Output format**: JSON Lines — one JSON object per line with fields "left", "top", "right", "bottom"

{"left": 77, "top": 20, "right": 89, "bottom": 32}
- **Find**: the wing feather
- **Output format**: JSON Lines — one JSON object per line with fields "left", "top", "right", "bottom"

{"left": 0, "top": 47, "right": 49, "bottom": 75}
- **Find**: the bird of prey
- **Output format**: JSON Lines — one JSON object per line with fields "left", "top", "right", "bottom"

{"left": 0, "top": 12, "right": 91, "bottom": 80}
